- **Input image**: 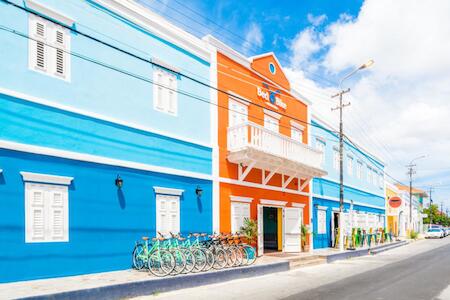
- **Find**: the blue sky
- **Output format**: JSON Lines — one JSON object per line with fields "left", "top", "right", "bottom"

{"left": 139, "top": 0, "right": 450, "bottom": 210}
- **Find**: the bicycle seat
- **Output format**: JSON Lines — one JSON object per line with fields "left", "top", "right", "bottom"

{"left": 192, "top": 233, "right": 200, "bottom": 237}
{"left": 200, "top": 233, "right": 207, "bottom": 237}
{"left": 178, "top": 237, "right": 186, "bottom": 241}
{"left": 142, "top": 236, "right": 149, "bottom": 241}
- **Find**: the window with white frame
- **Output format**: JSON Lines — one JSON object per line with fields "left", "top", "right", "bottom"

{"left": 231, "top": 202, "right": 250, "bottom": 233}
{"left": 356, "top": 161, "right": 363, "bottom": 179}
{"left": 156, "top": 194, "right": 180, "bottom": 236}
{"left": 347, "top": 155, "right": 353, "bottom": 176}
{"left": 367, "top": 166, "right": 372, "bottom": 183}
{"left": 28, "top": 15, "right": 71, "bottom": 81}
{"left": 290, "top": 121, "right": 304, "bottom": 143}
{"left": 379, "top": 173, "right": 384, "bottom": 188}
{"left": 333, "top": 148, "right": 339, "bottom": 170}
{"left": 229, "top": 99, "right": 248, "bottom": 127}
{"left": 25, "top": 182, "right": 69, "bottom": 243}
{"left": 316, "top": 139, "right": 326, "bottom": 165}
{"left": 264, "top": 114, "right": 279, "bottom": 132}
{"left": 372, "top": 170, "right": 378, "bottom": 186}
{"left": 153, "top": 67, "right": 178, "bottom": 116}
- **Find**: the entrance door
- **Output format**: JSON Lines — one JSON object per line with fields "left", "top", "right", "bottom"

{"left": 331, "top": 211, "right": 339, "bottom": 247}
{"left": 263, "top": 207, "right": 278, "bottom": 251}
{"left": 284, "top": 207, "right": 301, "bottom": 252}
{"left": 257, "top": 204, "right": 264, "bottom": 256}
{"left": 314, "top": 207, "right": 329, "bottom": 249}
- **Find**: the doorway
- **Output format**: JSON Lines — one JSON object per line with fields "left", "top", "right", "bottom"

{"left": 263, "top": 207, "right": 279, "bottom": 251}
{"left": 331, "top": 211, "right": 340, "bottom": 247}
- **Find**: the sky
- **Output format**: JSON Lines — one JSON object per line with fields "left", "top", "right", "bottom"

{"left": 139, "top": 0, "right": 450, "bottom": 210}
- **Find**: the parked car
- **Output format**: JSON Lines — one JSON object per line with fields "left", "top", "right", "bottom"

{"left": 425, "top": 228, "right": 444, "bottom": 239}
{"left": 445, "top": 228, "right": 450, "bottom": 237}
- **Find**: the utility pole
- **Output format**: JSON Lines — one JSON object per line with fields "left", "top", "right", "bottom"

{"left": 331, "top": 89, "right": 350, "bottom": 252}
{"left": 331, "top": 59, "right": 374, "bottom": 252}
{"left": 406, "top": 164, "right": 416, "bottom": 229}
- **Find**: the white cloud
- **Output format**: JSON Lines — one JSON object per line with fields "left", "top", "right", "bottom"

{"left": 243, "top": 22, "right": 263, "bottom": 52}
{"left": 287, "top": 0, "right": 450, "bottom": 206}
{"left": 307, "top": 13, "right": 327, "bottom": 26}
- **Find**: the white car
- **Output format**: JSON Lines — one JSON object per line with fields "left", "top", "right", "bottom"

{"left": 426, "top": 228, "right": 444, "bottom": 239}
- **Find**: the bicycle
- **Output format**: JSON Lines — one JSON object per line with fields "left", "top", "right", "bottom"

{"left": 132, "top": 236, "right": 175, "bottom": 277}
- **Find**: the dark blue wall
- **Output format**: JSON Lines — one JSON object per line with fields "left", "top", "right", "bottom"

{"left": 0, "top": 149, "right": 212, "bottom": 283}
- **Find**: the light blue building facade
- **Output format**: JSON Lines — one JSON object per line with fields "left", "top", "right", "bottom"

{"left": 0, "top": 0, "right": 215, "bottom": 282}
{"left": 311, "top": 115, "right": 386, "bottom": 249}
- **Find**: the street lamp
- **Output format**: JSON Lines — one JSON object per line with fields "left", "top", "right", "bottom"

{"left": 332, "top": 59, "right": 374, "bottom": 252}
{"left": 406, "top": 155, "right": 426, "bottom": 232}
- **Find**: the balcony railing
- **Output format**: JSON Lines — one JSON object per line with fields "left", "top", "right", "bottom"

{"left": 227, "top": 122, "right": 323, "bottom": 171}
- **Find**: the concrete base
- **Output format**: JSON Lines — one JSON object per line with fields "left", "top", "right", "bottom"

{"left": 20, "top": 262, "right": 289, "bottom": 300}
{"left": 326, "top": 241, "right": 408, "bottom": 263}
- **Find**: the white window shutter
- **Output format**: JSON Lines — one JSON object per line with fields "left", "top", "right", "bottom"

{"left": 31, "top": 190, "right": 45, "bottom": 240}
{"left": 168, "top": 76, "right": 177, "bottom": 115}
{"left": 49, "top": 189, "right": 66, "bottom": 240}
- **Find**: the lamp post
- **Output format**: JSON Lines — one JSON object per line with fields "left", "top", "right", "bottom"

{"left": 332, "top": 59, "right": 374, "bottom": 252}
{"left": 406, "top": 155, "right": 425, "bottom": 232}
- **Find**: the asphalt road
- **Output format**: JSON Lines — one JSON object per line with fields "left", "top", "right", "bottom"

{"left": 285, "top": 241, "right": 450, "bottom": 300}
{"left": 144, "top": 238, "right": 450, "bottom": 300}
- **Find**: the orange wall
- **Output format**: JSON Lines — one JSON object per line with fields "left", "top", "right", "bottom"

{"left": 217, "top": 52, "right": 310, "bottom": 232}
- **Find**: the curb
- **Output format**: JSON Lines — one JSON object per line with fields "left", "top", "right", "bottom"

{"left": 20, "top": 261, "right": 289, "bottom": 300}
{"left": 325, "top": 240, "right": 408, "bottom": 263}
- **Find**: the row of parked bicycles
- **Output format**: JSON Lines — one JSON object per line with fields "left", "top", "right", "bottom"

{"left": 132, "top": 232, "right": 257, "bottom": 277}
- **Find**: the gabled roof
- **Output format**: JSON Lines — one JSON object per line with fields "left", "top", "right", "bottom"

{"left": 395, "top": 185, "right": 428, "bottom": 196}
{"left": 249, "top": 53, "right": 291, "bottom": 90}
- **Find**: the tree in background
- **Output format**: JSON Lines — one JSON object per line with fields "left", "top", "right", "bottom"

{"left": 423, "top": 204, "right": 450, "bottom": 226}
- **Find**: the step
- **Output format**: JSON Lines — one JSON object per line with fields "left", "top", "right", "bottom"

{"left": 286, "top": 255, "right": 323, "bottom": 263}
{"left": 289, "top": 258, "right": 327, "bottom": 269}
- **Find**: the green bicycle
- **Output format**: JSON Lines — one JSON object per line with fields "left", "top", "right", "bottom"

{"left": 132, "top": 236, "right": 175, "bottom": 277}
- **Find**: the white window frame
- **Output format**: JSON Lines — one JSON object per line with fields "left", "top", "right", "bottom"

{"left": 231, "top": 201, "right": 251, "bottom": 233}
{"left": 153, "top": 67, "right": 178, "bottom": 116}
{"left": 316, "top": 139, "right": 326, "bottom": 165}
{"left": 367, "top": 166, "right": 372, "bottom": 183}
{"left": 156, "top": 194, "right": 180, "bottom": 237}
{"left": 333, "top": 148, "right": 339, "bottom": 170}
{"left": 347, "top": 155, "right": 353, "bottom": 176}
{"left": 264, "top": 114, "right": 279, "bottom": 133}
{"left": 28, "top": 14, "right": 71, "bottom": 81}
{"left": 22, "top": 172, "right": 73, "bottom": 243}
{"left": 228, "top": 98, "right": 248, "bottom": 127}
{"left": 356, "top": 161, "right": 363, "bottom": 179}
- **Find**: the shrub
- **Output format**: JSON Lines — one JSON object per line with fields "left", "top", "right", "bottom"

{"left": 409, "top": 230, "right": 419, "bottom": 240}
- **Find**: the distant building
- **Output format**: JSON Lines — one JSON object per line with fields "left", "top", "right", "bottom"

{"left": 311, "top": 115, "right": 386, "bottom": 249}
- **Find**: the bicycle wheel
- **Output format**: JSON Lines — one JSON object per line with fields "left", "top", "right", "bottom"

{"left": 191, "top": 248, "right": 207, "bottom": 272}
{"left": 242, "top": 245, "right": 257, "bottom": 265}
{"left": 132, "top": 243, "right": 146, "bottom": 270}
{"left": 232, "top": 246, "right": 244, "bottom": 267}
{"left": 225, "top": 248, "right": 237, "bottom": 267}
{"left": 170, "top": 249, "right": 187, "bottom": 275}
{"left": 181, "top": 248, "right": 196, "bottom": 274}
{"left": 202, "top": 248, "right": 215, "bottom": 271}
{"left": 148, "top": 249, "right": 175, "bottom": 277}
{"left": 212, "top": 248, "right": 227, "bottom": 270}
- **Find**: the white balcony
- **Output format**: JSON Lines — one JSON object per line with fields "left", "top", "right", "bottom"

{"left": 227, "top": 122, "right": 327, "bottom": 179}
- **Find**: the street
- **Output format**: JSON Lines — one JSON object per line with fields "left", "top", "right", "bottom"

{"left": 143, "top": 238, "right": 450, "bottom": 300}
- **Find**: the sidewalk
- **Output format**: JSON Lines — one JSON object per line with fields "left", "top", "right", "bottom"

{"left": 0, "top": 260, "right": 288, "bottom": 300}
{"left": 0, "top": 241, "right": 407, "bottom": 300}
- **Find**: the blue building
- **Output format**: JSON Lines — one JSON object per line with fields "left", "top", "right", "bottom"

{"left": 0, "top": 0, "right": 216, "bottom": 282}
{"left": 311, "top": 114, "right": 386, "bottom": 249}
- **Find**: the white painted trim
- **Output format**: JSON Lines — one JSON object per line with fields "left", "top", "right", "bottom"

{"left": 20, "top": 171, "right": 73, "bottom": 185}
{"left": 153, "top": 186, "right": 184, "bottom": 196}
{"left": 332, "top": 207, "right": 340, "bottom": 212}
{"left": 317, "top": 205, "right": 328, "bottom": 211}
{"left": 0, "top": 87, "right": 211, "bottom": 149}
{"left": 291, "top": 203, "right": 305, "bottom": 208}
{"left": 260, "top": 199, "right": 287, "bottom": 206}
{"left": 316, "top": 177, "right": 385, "bottom": 199}
{"left": 228, "top": 91, "right": 251, "bottom": 106}
{"left": 263, "top": 108, "right": 282, "bottom": 120}
{"left": 219, "top": 177, "right": 309, "bottom": 196}
{"left": 209, "top": 46, "right": 220, "bottom": 234}
{"left": 290, "top": 120, "right": 305, "bottom": 131}
{"left": 230, "top": 196, "right": 253, "bottom": 203}
{"left": 26, "top": 0, "right": 75, "bottom": 26}
{"left": 96, "top": 0, "right": 210, "bottom": 62}
{"left": 152, "top": 58, "right": 180, "bottom": 73}
{"left": 312, "top": 193, "right": 385, "bottom": 210}
{"left": 1, "top": 140, "right": 212, "bottom": 180}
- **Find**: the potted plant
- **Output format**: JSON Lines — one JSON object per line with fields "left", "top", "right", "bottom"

{"left": 301, "top": 224, "right": 310, "bottom": 252}
{"left": 240, "top": 218, "right": 258, "bottom": 246}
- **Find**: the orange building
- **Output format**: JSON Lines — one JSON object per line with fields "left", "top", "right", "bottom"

{"left": 205, "top": 36, "right": 327, "bottom": 255}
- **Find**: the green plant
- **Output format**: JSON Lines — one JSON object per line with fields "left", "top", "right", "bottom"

{"left": 240, "top": 218, "right": 258, "bottom": 244}
{"left": 409, "top": 230, "right": 419, "bottom": 240}
{"left": 301, "top": 224, "right": 310, "bottom": 243}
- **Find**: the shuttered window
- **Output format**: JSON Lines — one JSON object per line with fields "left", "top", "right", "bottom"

{"left": 153, "top": 68, "right": 178, "bottom": 116}
{"left": 29, "top": 15, "right": 70, "bottom": 81}
{"left": 25, "top": 183, "right": 69, "bottom": 243}
{"left": 156, "top": 194, "right": 180, "bottom": 236}
{"left": 231, "top": 202, "right": 250, "bottom": 233}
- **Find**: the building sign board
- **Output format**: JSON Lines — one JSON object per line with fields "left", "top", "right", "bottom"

{"left": 256, "top": 83, "right": 287, "bottom": 110}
